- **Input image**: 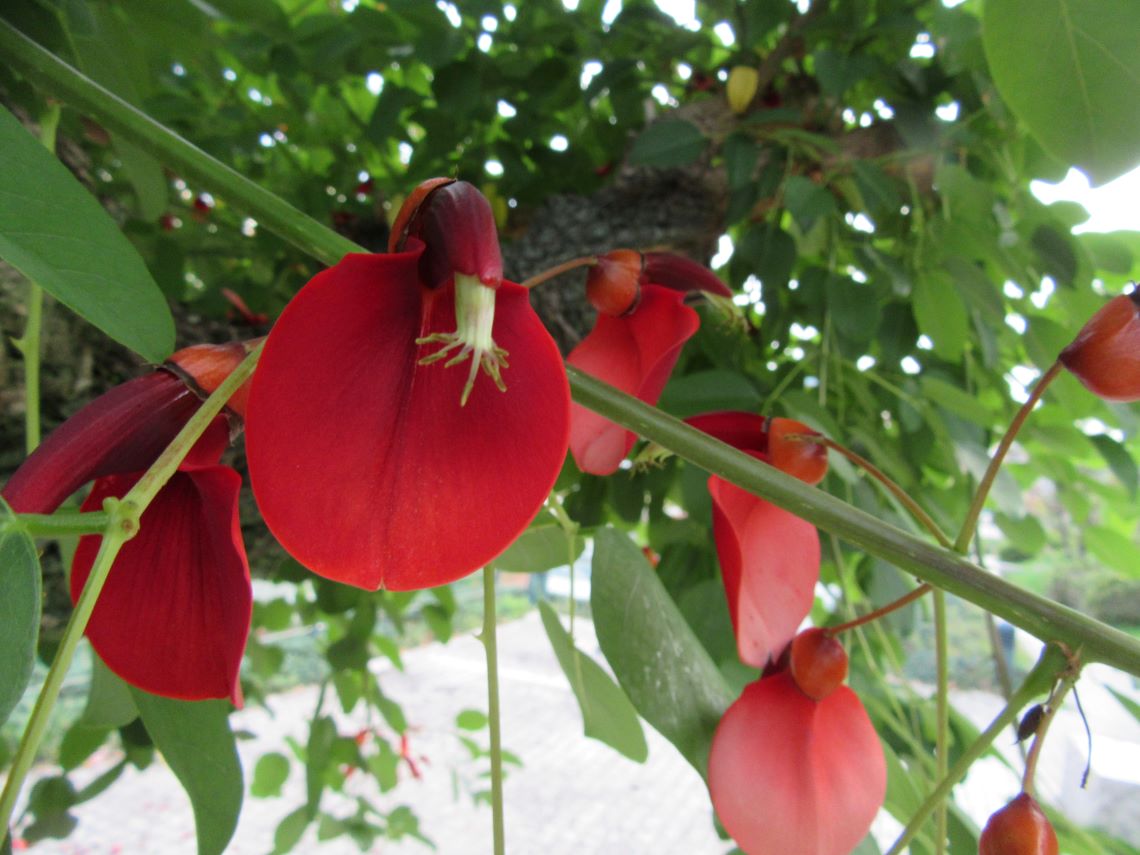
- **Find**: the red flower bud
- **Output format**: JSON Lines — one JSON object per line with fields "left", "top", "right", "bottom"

{"left": 979, "top": 793, "right": 1058, "bottom": 855}
{"left": 391, "top": 179, "right": 502, "bottom": 290}
{"left": 789, "top": 629, "right": 848, "bottom": 701}
{"left": 768, "top": 417, "right": 828, "bottom": 485}
{"left": 1059, "top": 288, "right": 1140, "bottom": 401}
{"left": 643, "top": 252, "right": 732, "bottom": 298}
{"left": 586, "top": 249, "right": 643, "bottom": 316}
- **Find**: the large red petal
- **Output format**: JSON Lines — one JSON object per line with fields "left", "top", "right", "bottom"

{"left": 708, "top": 673, "right": 886, "bottom": 855}
{"left": 3, "top": 372, "right": 201, "bottom": 514}
{"left": 567, "top": 284, "right": 699, "bottom": 475}
{"left": 71, "top": 466, "right": 252, "bottom": 705}
{"left": 708, "top": 469, "right": 819, "bottom": 668}
{"left": 245, "top": 252, "right": 569, "bottom": 591}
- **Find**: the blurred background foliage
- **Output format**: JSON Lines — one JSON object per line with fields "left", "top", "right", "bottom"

{"left": 2, "top": 0, "right": 1140, "bottom": 852}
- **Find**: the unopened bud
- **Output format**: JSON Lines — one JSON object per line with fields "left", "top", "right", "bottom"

{"left": 587, "top": 249, "right": 644, "bottom": 316}
{"left": 726, "top": 66, "right": 760, "bottom": 114}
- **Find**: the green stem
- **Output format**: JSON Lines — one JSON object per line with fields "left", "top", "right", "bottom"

{"left": 478, "top": 567, "right": 506, "bottom": 855}
{"left": 17, "top": 510, "right": 110, "bottom": 537}
{"left": 933, "top": 588, "right": 948, "bottom": 855}
{"left": 956, "top": 361, "right": 1063, "bottom": 552}
{"left": 11, "top": 22, "right": 1138, "bottom": 675}
{"left": 884, "top": 643, "right": 1069, "bottom": 855}
{"left": 0, "top": 345, "right": 261, "bottom": 838}
{"left": 17, "top": 281, "right": 43, "bottom": 455}
{"left": 1022, "top": 668, "right": 1079, "bottom": 798}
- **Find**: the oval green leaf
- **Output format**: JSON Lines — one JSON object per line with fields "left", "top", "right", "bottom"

{"left": 538, "top": 600, "right": 648, "bottom": 762}
{"left": 983, "top": 0, "right": 1140, "bottom": 185}
{"left": 589, "top": 528, "right": 734, "bottom": 779}
{"left": 130, "top": 691, "right": 243, "bottom": 855}
{"left": 0, "top": 497, "right": 41, "bottom": 727}
{"left": 0, "top": 106, "right": 174, "bottom": 362}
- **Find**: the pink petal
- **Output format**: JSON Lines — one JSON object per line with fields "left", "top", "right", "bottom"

{"left": 71, "top": 466, "right": 252, "bottom": 705}
{"left": 567, "top": 284, "right": 699, "bottom": 474}
{"left": 708, "top": 672, "right": 886, "bottom": 855}
{"left": 3, "top": 372, "right": 201, "bottom": 514}
{"left": 708, "top": 467, "right": 819, "bottom": 668}
{"left": 245, "top": 251, "right": 569, "bottom": 591}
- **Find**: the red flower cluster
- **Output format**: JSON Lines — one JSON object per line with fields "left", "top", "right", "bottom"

{"left": 684, "top": 412, "right": 885, "bottom": 855}
{"left": 567, "top": 249, "right": 731, "bottom": 475}
{"left": 3, "top": 342, "right": 255, "bottom": 704}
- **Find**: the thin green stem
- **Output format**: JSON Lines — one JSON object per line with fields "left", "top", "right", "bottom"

{"left": 478, "top": 567, "right": 506, "bottom": 855}
{"left": 12, "top": 23, "right": 1138, "bottom": 674}
{"left": 1022, "top": 667, "right": 1079, "bottom": 798}
{"left": 933, "top": 588, "right": 948, "bottom": 855}
{"left": 884, "top": 643, "right": 1070, "bottom": 855}
{"left": 17, "top": 510, "right": 110, "bottom": 537}
{"left": 956, "top": 361, "right": 1063, "bottom": 552}
{"left": 17, "top": 281, "right": 43, "bottom": 454}
{"left": 0, "top": 345, "right": 261, "bottom": 839}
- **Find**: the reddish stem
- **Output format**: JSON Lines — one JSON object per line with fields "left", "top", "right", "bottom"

{"left": 521, "top": 255, "right": 597, "bottom": 289}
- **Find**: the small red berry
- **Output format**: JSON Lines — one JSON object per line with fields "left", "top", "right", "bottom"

{"left": 1059, "top": 287, "right": 1140, "bottom": 401}
{"left": 768, "top": 418, "right": 829, "bottom": 485}
{"left": 789, "top": 628, "right": 848, "bottom": 700}
{"left": 979, "top": 793, "right": 1059, "bottom": 855}
{"left": 586, "top": 249, "right": 644, "bottom": 316}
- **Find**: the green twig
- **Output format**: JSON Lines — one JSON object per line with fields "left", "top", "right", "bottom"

{"left": 477, "top": 567, "right": 506, "bottom": 855}
{"left": 883, "top": 643, "right": 1069, "bottom": 855}
{"left": 9, "top": 21, "right": 1139, "bottom": 674}
{"left": 16, "top": 510, "right": 110, "bottom": 537}
{"left": 0, "top": 344, "right": 261, "bottom": 839}
{"left": 933, "top": 588, "right": 948, "bottom": 855}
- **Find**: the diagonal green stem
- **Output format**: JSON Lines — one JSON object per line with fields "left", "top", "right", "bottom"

{"left": 933, "top": 588, "right": 948, "bottom": 855}
{"left": 0, "top": 345, "right": 261, "bottom": 840}
{"left": 884, "top": 643, "right": 1069, "bottom": 855}
{"left": 8, "top": 20, "right": 1139, "bottom": 675}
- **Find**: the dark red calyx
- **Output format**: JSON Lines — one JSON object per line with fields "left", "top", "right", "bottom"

{"left": 586, "top": 249, "right": 644, "bottom": 316}
{"left": 643, "top": 252, "right": 732, "bottom": 298}
{"left": 391, "top": 179, "right": 502, "bottom": 291}
{"left": 767, "top": 417, "right": 828, "bottom": 485}
{"left": 1058, "top": 287, "right": 1140, "bottom": 402}
{"left": 979, "top": 793, "right": 1059, "bottom": 855}
{"left": 789, "top": 628, "right": 848, "bottom": 701}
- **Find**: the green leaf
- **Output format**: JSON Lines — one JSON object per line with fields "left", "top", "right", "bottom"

{"left": 994, "top": 512, "right": 1048, "bottom": 557}
{"left": 628, "top": 119, "right": 707, "bottom": 167}
{"left": 537, "top": 601, "right": 648, "bottom": 762}
{"left": 1089, "top": 434, "right": 1139, "bottom": 498}
{"left": 920, "top": 376, "right": 995, "bottom": 426}
{"left": 456, "top": 709, "right": 488, "bottom": 730}
{"left": 252, "top": 752, "right": 291, "bottom": 798}
{"left": 1084, "top": 525, "right": 1140, "bottom": 576}
{"left": 1109, "top": 687, "right": 1140, "bottom": 725}
{"left": 81, "top": 652, "right": 139, "bottom": 729}
{"left": 0, "top": 107, "right": 173, "bottom": 361}
{"left": 0, "top": 496, "right": 41, "bottom": 727}
{"left": 131, "top": 691, "right": 243, "bottom": 855}
{"left": 494, "top": 525, "right": 583, "bottom": 573}
{"left": 983, "top": 0, "right": 1140, "bottom": 184}
{"left": 659, "top": 369, "right": 761, "bottom": 417}
{"left": 912, "top": 273, "right": 969, "bottom": 361}
{"left": 589, "top": 528, "right": 734, "bottom": 778}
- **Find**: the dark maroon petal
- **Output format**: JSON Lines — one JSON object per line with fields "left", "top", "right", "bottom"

{"left": 405, "top": 180, "right": 503, "bottom": 289}
{"left": 245, "top": 251, "right": 569, "bottom": 591}
{"left": 643, "top": 252, "right": 732, "bottom": 297}
{"left": 684, "top": 411, "right": 770, "bottom": 455}
{"left": 568, "top": 284, "right": 699, "bottom": 475}
{"left": 3, "top": 372, "right": 201, "bottom": 514}
{"left": 70, "top": 466, "right": 252, "bottom": 705}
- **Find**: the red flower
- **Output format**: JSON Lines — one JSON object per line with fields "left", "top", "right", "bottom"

{"left": 71, "top": 420, "right": 251, "bottom": 705}
{"left": 687, "top": 411, "right": 827, "bottom": 667}
{"left": 245, "top": 180, "right": 569, "bottom": 591}
{"left": 707, "top": 669, "right": 885, "bottom": 855}
{"left": 568, "top": 251, "right": 730, "bottom": 475}
{"left": 1059, "top": 287, "right": 1140, "bottom": 401}
{"left": 2, "top": 343, "right": 255, "bottom": 704}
